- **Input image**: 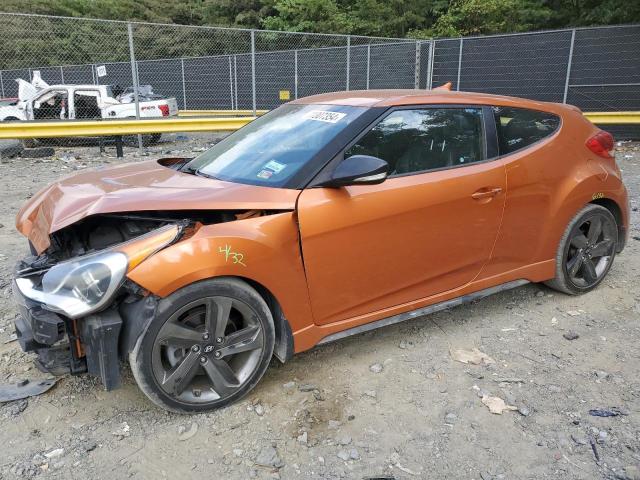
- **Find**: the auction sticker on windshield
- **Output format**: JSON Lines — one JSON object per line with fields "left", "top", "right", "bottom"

{"left": 303, "top": 110, "right": 347, "bottom": 123}
{"left": 264, "top": 160, "right": 287, "bottom": 173}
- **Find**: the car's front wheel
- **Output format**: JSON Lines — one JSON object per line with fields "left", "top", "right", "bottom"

{"left": 130, "top": 278, "right": 275, "bottom": 413}
{"left": 546, "top": 204, "right": 618, "bottom": 295}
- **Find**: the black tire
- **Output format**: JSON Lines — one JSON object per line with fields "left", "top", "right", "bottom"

{"left": 130, "top": 277, "right": 275, "bottom": 414}
{"left": 545, "top": 204, "right": 618, "bottom": 295}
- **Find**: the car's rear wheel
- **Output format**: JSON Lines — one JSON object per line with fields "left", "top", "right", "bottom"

{"left": 130, "top": 278, "right": 275, "bottom": 413}
{"left": 546, "top": 204, "right": 618, "bottom": 295}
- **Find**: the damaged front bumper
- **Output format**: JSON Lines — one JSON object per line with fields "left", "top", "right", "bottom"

{"left": 13, "top": 278, "right": 159, "bottom": 391}
{"left": 13, "top": 279, "right": 123, "bottom": 389}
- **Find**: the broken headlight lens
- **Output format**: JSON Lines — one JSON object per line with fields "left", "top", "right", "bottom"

{"left": 16, "top": 251, "right": 128, "bottom": 319}
{"left": 15, "top": 224, "right": 183, "bottom": 319}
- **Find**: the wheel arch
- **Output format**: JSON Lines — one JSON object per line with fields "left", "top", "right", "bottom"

{"left": 238, "top": 276, "right": 294, "bottom": 363}
{"left": 589, "top": 197, "right": 625, "bottom": 252}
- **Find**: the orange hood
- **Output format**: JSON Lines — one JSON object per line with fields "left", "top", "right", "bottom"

{"left": 16, "top": 159, "right": 300, "bottom": 253}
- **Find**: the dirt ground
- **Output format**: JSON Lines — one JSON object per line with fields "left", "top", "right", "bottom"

{"left": 0, "top": 134, "right": 638, "bottom": 480}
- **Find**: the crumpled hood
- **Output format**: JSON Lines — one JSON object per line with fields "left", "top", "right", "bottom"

{"left": 16, "top": 159, "right": 300, "bottom": 253}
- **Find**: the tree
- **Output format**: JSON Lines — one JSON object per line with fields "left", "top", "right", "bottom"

{"left": 262, "top": 0, "right": 352, "bottom": 33}
{"left": 426, "top": 0, "right": 553, "bottom": 37}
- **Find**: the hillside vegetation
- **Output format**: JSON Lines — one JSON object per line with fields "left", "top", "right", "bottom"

{"left": 3, "top": 0, "right": 639, "bottom": 38}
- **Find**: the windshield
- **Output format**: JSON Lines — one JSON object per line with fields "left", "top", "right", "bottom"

{"left": 185, "top": 104, "right": 368, "bottom": 188}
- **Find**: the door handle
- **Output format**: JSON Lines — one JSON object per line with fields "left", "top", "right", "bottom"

{"left": 471, "top": 187, "right": 502, "bottom": 200}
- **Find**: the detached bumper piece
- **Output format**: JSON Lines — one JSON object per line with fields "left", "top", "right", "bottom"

{"left": 79, "top": 311, "right": 122, "bottom": 391}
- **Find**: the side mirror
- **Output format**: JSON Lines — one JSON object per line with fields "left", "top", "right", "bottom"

{"left": 321, "top": 155, "right": 389, "bottom": 188}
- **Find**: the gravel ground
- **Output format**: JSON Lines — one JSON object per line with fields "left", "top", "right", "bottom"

{"left": 0, "top": 135, "right": 639, "bottom": 480}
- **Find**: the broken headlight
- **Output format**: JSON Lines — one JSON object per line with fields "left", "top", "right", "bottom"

{"left": 15, "top": 224, "right": 183, "bottom": 319}
{"left": 16, "top": 251, "right": 128, "bottom": 319}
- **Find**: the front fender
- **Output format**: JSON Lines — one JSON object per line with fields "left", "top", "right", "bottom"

{"left": 126, "top": 212, "right": 315, "bottom": 336}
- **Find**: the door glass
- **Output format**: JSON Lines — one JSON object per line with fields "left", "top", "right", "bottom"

{"left": 345, "top": 108, "right": 485, "bottom": 176}
{"left": 492, "top": 106, "right": 560, "bottom": 155}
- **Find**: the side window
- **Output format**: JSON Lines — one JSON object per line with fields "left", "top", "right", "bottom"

{"left": 493, "top": 107, "right": 560, "bottom": 155}
{"left": 345, "top": 108, "right": 485, "bottom": 176}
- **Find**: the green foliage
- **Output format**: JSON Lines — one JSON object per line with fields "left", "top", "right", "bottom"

{"left": 1, "top": 0, "right": 638, "bottom": 40}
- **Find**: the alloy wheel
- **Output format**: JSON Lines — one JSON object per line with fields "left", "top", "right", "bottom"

{"left": 564, "top": 212, "right": 616, "bottom": 289}
{"left": 151, "top": 296, "right": 265, "bottom": 404}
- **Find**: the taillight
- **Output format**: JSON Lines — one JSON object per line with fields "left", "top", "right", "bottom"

{"left": 158, "top": 104, "right": 170, "bottom": 117}
{"left": 586, "top": 130, "right": 614, "bottom": 159}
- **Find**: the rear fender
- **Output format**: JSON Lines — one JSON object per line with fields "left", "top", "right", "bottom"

{"left": 541, "top": 160, "right": 628, "bottom": 260}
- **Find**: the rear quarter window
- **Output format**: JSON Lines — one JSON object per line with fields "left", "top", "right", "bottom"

{"left": 493, "top": 107, "right": 560, "bottom": 155}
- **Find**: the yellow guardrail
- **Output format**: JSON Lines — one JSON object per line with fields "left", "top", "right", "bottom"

{"left": 0, "top": 116, "right": 256, "bottom": 139}
{"left": 583, "top": 111, "right": 640, "bottom": 125}
{"left": 178, "top": 109, "right": 268, "bottom": 117}
{"left": 0, "top": 111, "right": 637, "bottom": 140}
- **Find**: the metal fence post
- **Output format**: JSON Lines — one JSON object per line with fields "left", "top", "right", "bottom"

{"left": 180, "top": 58, "right": 187, "bottom": 109}
{"left": 228, "top": 56, "right": 234, "bottom": 109}
{"left": 427, "top": 40, "right": 435, "bottom": 89}
{"left": 251, "top": 29, "right": 257, "bottom": 116}
{"left": 233, "top": 55, "right": 238, "bottom": 109}
{"left": 563, "top": 29, "right": 576, "bottom": 104}
{"left": 456, "top": 37, "right": 463, "bottom": 91}
{"left": 346, "top": 35, "right": 351, "bottom": 91}
{"left": 294, "top": 49, "right": 298, "bottom": 99}
{"left": 414, "top": 41, "right": 421, "bottom": 89}
{"left": 127, "top": 22, "right": 143, "bottom": 152}
{"left": 0, "top": 71, "right": 5, "bottom": 98}
{"left": 59, "top": 65, "right": 65, "bottom": 84}
{"left": 366, "top": 44, "right": 371, "bottom": 89}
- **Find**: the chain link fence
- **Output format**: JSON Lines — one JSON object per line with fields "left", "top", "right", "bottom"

{"left": 0, "top": 13, "right": 638, "bottom": 137}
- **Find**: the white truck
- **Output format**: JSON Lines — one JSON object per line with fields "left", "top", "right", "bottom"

{"left": 0, "top": 72, "right": 179, "bottom": 144}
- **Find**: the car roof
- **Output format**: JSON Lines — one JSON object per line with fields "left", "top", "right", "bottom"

{"left": 291, "top": 89, "right": 574, "bottom": 113}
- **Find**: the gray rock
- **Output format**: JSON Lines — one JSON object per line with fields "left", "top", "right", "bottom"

{"left": 563, "top": 331, "right": 580, "bottom": 341}
{"left": 571, "top": 434, "right": 588, "bottom": 446}
{"left": 282, "top": 381, "right": 296, "bottom": 389}
{"left": 597, "top": 431, "right": 608, "bottom": 444}
{"left": 337, "top": 450, "right": 350, "bottom": 461}
{"left": 298, "top": 384, "right": 317, "bottom": 392}
{"left": 349, "top": 449, "right": 360, "bottom": 460}
{"left": 369, "top": 363, "right": 383, "bottom": 373}
{"left": 518, "top": 406, "right": 531, "bottom": 417}
{"left": 255, "top": 446, "right": 281, "bottom": 468}
{"left": 444, "top": 413, "right": 457, "bottom": 425}
{"left": 336, "top": 434, "right": 352, "bottom": 446}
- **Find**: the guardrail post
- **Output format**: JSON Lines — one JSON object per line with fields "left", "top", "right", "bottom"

{"left": 127, "top": 22, "right": 143, "bottom": 152}
{"left": 456, "top": 37, "right": 463, "bottom": 91}
{"left": 251, "top": 30, "right": 257, "bottom": 116}
{"left": 563, "top": 29, "right": 576, "bottom": 104}
{"left": 181, "top": 58, "right": 187, "bottom": 109}
{"left": 346, "top": 35, "right": 351, "bottom": 91}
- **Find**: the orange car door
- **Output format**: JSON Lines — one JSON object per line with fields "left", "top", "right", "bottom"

{"left": 297, "top": 107, "right": 506, "bottom": 326}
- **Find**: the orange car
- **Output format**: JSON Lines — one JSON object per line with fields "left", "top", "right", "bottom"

{"left": 12, "top": 89, "right": 629, "bottom": 413}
